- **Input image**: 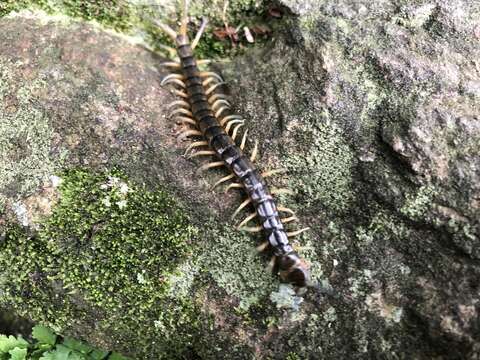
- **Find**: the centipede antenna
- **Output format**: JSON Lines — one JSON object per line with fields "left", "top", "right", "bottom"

{"left": 155, "top": 21, "right": 178, "bottom": 40}
{"left": 286, "top": 227, "right": 310, "bottom": 237}
{"left": 232, "top": 198, "right": 252, "bottom": 219}
{"left": 180, "top": 0, "right": 189, "bottom": 36}
{"left": 237, "top": 212, "right": 257, "bottom": 229}
{"left": 158, "top": 43, "right": 178, "bottom": 57}
{"left": 183, "top": 141, "right": 208, "bottom": 156}
{"left": 211, "top": 173, "right": 235, "bottom": 189}
{"left": 192, "top": 17, "right": 208, "bottom": 49}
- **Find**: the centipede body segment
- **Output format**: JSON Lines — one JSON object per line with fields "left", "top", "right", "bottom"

{"left": 158, "top": 1, "right": 311, "bottom": 288}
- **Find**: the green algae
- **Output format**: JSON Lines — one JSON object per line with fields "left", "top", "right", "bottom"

{"left": 0, "top": 168, "right": 201, "bottom": 358}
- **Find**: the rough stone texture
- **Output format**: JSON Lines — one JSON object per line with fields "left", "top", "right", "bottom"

{"left": 0, "top": 0, "right": 479, "bottom": 358}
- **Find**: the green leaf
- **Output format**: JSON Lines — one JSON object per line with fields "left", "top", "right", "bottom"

{"left": 39, "top": 345, "right": 71, "bottom": 360}
{"left": 88, "top": 349, "right": 109, "bottom": 360}
{"left": 0, "top": 335, "right": 28, "bottom": 353}
{"left": 8, "top": 347, "right": 27, "bottom": 360}
{"left": 61, "top": 339, "right": 92, "bottom": 354}
{"left": 32, "top": 326, "right": 57, "bottom": 346}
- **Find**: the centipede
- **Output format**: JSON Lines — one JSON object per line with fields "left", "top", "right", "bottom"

{"left": 157, "top": 0, "right": 311, "bottom": 289}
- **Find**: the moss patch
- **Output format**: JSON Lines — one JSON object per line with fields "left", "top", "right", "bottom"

{"left": 0, "top": 168, "right": 201, "bottom": 358}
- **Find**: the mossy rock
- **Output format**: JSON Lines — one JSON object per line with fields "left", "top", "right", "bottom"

{"left": 1, "top": 0, "right": 480, "bottom": 359}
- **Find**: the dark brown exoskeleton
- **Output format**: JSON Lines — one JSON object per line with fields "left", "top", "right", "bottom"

{"left": 158, "top": 1, "right": 311, "bottom": 289}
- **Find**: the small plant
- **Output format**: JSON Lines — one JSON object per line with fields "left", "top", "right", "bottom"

{"left": 0, "top": 325, "right": 129, "bottom": 360}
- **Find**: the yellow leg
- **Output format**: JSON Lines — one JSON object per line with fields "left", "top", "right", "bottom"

{"left": 211, "top": 99, "right": 230, "bottom": 111}
{"left": 211, "top": 173, "right": 234, "bottom": 189}
{"left": 208, "top": 93, "right": 228, "bottom": 105}
{"left": 240, "top": 129, "right": 248, "bottom": 150}
{"left": 160, "top": 61, "right": 181, "bottom": 69}
{"left": 176, "top": 116, "right": 196, "bottom": 126}
{"left": 237, "top": 212, "right": 257, "bottom": 229}
{"left": 281, "top": 215, "right": 298, "bottom": 224}
{"left": 286, "top": 227, "right": 310, "bottom": 237}
{"left": 277, "top": 206, "right": 295, "bottom": 215}
{"left": 256, "top": 241, "right": 269, "bottom": 252}
{"left": 266, "top": 256, "right": 277, "bottom": 272}
{"left": 224, "top": 119, "right": 243, "bottom": 133}
{"left": 231, "top": 123, "right": 244, "bottom": 141}
{"left": 168, "top": 100, "right": 190, "bottom": 109}
{"left": 215, "top": 106, "right": 229, "bottom": 118}
{"left": 224, "top": 182, "right": 243, "bottom": 193}
{"left": 161, "top": 74, "right": 185, "bottom": 86}
{"left": 177, "top": 129, "right": 202, "bottom": 141}
{"left": 199, "top": 71, "right": 223, "bottom": 82}
{"left": 202, "top": 77, "right": 218, "bottom": 87}
{"left": 206, "top": 82, "right": 226, "bottom": 96}
{"left": 250, "top": 140, "right": 259, "bottom": 162}
{"left": 197, "top": 59, "right": 212, "bottom": 66}
{"left": 188, "top": 150, "right": 216, "bottom": 158}
{"left": 261, "top": 168, "right": 286, "bottom": 178}
{"left": 173, "top": 89, "right": 189, "bottom": 98}
{"left": 220, "top": 115, "right": 243, "bottom": 127}
{"left": 271, "top": 188, "right": 295, "bottom": 196}
{"left": 183, "top": 141, "right": 208, "bottom": 156}
{"left": 164, "top": 79, "right": 187, "bottom": 88}
{"left": 232, "top": 198, "right": 252, "bottom": 219}
{"left": 199, "top": 161, "right": 224, "bottom": 172}
{"left": 171, "top": 108, "right": 193, "bottom": 117}
{"left": 240, "top": 226, "right": 262, "bottom": 233}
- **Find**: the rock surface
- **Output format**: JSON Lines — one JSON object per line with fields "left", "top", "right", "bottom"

{"left": 0, "top": 0, "right": 479, "bottom": 358}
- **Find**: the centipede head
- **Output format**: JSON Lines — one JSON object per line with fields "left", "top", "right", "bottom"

{"left": 277, "top": 252, "right": 311, "bottom": 288}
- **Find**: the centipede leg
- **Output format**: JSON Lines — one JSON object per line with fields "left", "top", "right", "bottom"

{"left": 198, "top": 161, "right": 224, "bottom": 172}
{"left": 232, "top": 198, "right": 252, "bottom": 219}
{"left": 177, "top": 129, "right": 202, "bottom": 141}
{"left": 256, "top": 241, "right": 270, "bottom": 252}
{"left": 211, "top": 173, "right": 235, "bottom": 189}
{"left": 240, "top": 226, "right": 262, "bottom": 233}
{"left": 231, "top": 123, "right": 244, "bottom": 141}
{"left": 261, "top": 168, "right": 287, "bottom": 178}
{"left": 271, "top": 188, "right": 295, "bottom": 196}
{"left": 188, "top": 150, "right": 216, "bottom": 158}
{"left": 183, "top": 141, "right": 208, "bottom": 156}
{"left": 240, "top": 130, "right": 248, "bottom": 150}
{"left": 237, "top": 212, "right": 257, "bottom": 229}
{"left": 161, "top": 73, "right": 186, "bottom": 86}
{"left": 224, "top": 182, "right": 243, "bottom": 193}
{"left": 286, "top": 227, "right": 310, "bottom": 237}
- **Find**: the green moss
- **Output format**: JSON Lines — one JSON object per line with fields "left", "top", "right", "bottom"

{"left": 200, "top": 225, "right": 276, "bottom": 312}
{"left": 283, "top": 109, "right": 355, "bottom": 213}
{"left": 0, "top": 168, "right": 201, "bottom": 358}
{"left": 0, "top": 60, "right": 64, "bottom": 213}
